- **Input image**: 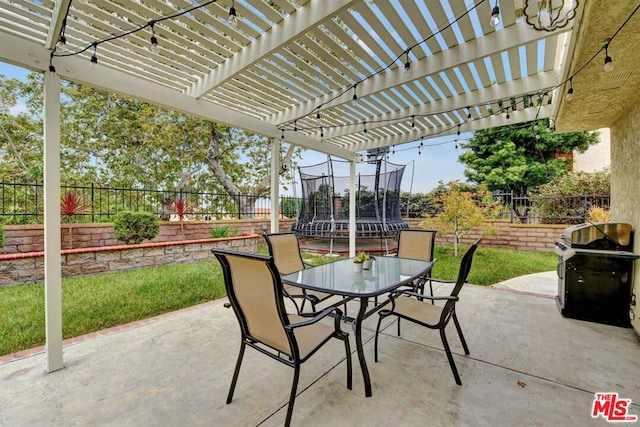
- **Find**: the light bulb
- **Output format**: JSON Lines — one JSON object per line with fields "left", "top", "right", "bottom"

{"left": 90, "top": 54, "right": 98, "bottom": 70}
{"left": 404, "top": 61, "right": 411, "bottom": 74}
{"left": 228, "top": 7, "right": 238, "bottom": 28}
{"left": 490, "top": 6, "right": 500, "bottom": 27}
{"left": 150, "top": 35, "right": 160, "bottom": 53}
{"left": 565, "top": 88, "right": 573, "bottom": 101}
{"left": 56, "top": 35, "right": 67, "bottom": 52}
{"left": 604, "top": 56, "right": 613, "bottom": 72}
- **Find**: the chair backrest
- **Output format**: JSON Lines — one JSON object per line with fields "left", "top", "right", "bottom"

{"left": 213, "top": 249, "right": 292, "bottom": 356}
{"left": 397, "top": 229, "right": 437, "bottom": 262}
{"left": 263, "top": 232, "right": 305, "bottom": 274}
{"left": 451, "top": 239, "right": 481, "bottom": 297}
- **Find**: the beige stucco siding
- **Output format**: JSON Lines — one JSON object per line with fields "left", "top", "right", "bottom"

{"left": 610, "top": 102, "right": 640, "bottom": 333}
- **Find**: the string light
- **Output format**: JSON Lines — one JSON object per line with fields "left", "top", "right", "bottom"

{"left": 604, "top": 42, "right": 614, "bottom": 72}
{"left": 90, "top": 43, "right": 98, "bottom": 70}
{"left": 404, "top": 49, "right": 411, "bottom": 73}
{"left": 281, "top": 129, "right": 284, "bottom": 139}
{"left": 150, "top": 21, "right": 160, "bottom": 53}
{"left": 228, "top": 1, "right": 238, "bottom": 28}
{"left": 320, "top": 126, "right": 324, "bottom": 138}
{"left": 466, "top": 106, "right": 473, "bottom": 122}
{"left": 56, "top": 35, "right": 67, "bottom": 53}
{"left": 505, "top": 107, "right": 510, "bottom": 120}
{"left": 565, "top": 77, "right": 574, "bottom": 101}
{"left": 48, "top": 52, "right": 56, "bottom": 75}
{"left": 293, "top": 120, "right": 297, "bottom": 132}
{"left": 411, "top": 115, "right": 415, "bottom": 129}
{"left": 490, "top": 2, "right": 500, "bottom": 27}
{"left": 47, "top": 0, "right": 635, "bottom": 151}
{"left": 351, "top": 84, "right": 358, "bottom": 105}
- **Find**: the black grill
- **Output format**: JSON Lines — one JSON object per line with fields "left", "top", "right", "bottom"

{"left": 555, "top": 222, "right": 639, "bottom": 327}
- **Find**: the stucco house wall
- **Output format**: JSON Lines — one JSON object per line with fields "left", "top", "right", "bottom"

{"left": 573, "top": 128, "right": 611, "bottom": 172}
{"left": 610, "top": 103, "right": 640, "bottom": 332}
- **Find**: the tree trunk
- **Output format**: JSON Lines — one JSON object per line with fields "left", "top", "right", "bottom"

{"left": 453, "top": 218, "right": 459, "bottom": 256}
{"left": 206, "top": 123, "right": 295, "bottom": 219}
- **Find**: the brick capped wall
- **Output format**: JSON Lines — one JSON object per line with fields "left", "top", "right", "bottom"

{"left": 0, "top": 218, "right": 563, "bottom": 255}
{"left": 406, "top": 219, "right": 565, "bottom": 252}
{"left": 1, "top": 219, "right": 294, "bottom": 254}
{"left": 0, "top": 234, "right": 258, "bottom": 286}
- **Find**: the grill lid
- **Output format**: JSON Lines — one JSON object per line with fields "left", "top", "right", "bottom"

{"left": 560, "top": 222, "right": 632, "bottom": 249}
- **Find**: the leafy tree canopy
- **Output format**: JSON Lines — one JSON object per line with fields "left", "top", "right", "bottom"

{"left": 0, "top": 72, "right": 301, "bottom": 200}
{"left": 459, "top": 120, "right": 599, "bottom": 195}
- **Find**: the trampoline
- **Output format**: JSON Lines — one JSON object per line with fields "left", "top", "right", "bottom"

{"left": 291, "top": 153, "right": 409, "bottom": 253}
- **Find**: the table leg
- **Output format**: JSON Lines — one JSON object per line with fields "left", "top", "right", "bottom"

{"left": 354, "top": 296, "right": 372, "bottom": 397}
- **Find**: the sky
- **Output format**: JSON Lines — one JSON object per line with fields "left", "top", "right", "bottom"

{"left": 0, "top": 61, "right": 468, "bottom": 195}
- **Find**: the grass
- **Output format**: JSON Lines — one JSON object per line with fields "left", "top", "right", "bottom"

{"left": 430, "top": 245, "right": 557, "bottom": 286}
{"left": 0, "top": 243, "right": 556, "bottom": 357}
{"left": 0, "top": 262, "right": 225, "bottom": 356}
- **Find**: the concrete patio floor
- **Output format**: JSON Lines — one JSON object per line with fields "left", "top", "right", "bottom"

{"left": 1, "top": 277, "right": 639, "bottom": 426}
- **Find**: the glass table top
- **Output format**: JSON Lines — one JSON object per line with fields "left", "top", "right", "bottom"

{"left": 281, "top": 256, "right": 434, "bottom": 297}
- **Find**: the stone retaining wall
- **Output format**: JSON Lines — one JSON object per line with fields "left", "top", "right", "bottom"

{"left": 1, "top": 220, "right": 294, "bottom": 254}
{"left": 0, "top": 235, "right": 258, "bottom": 286}
{"left": 0, "top": 218, "right": 565, "bottom": 287}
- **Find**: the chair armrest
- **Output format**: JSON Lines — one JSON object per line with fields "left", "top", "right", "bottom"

{"left": 430, "top": 277, "right": 457, "bottom": 284}
{"left": 285, "top": 307, "right": 344, "bottom": 330}
{"left": 392, "top": 289, "right": 459, "bottom": 302}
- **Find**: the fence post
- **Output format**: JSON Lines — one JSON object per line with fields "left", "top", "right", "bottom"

{"left": 91, "top": 183, "right": 95, "bottom": 222}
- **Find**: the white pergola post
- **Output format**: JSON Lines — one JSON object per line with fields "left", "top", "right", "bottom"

{"left": 349, "top": 160, "right": 356, "bottom": 258}
{"left": 270, "top": 139, "right": 280, "bottom": 233}
{"left": 43, "top": 70, "right": 64, "bottom": 372}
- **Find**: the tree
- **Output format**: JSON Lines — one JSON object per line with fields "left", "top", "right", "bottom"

{"left": 0, "top": 74, "right": 44, "bottom": 182}
{"left": 459, "top": 120, "right": 599, "bottom": 195}
{"left": 1, "top": 72, "right": 302, "bottom": 218}
{"left": 420, "top": 181, "right": 498, "bottom": 255}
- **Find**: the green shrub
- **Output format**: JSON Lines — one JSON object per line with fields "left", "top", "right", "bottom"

{"left": 0, "top": 223, "right": 5, "bottom": 248}
{"left": 209, "top": 225, "right": 239, "bottom": 238}
{"left": 113, "top": 211, "right": 160, "bottom": 244}
{"left": 530, "top": 169, "right": 611, "bottom": 223}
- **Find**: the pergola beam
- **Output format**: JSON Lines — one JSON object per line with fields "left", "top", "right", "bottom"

{"left": 185, "top": 0, "right": 358, "bottom": 99}
{"left": 45, "top": 0, "right": 71, "bottom": 50}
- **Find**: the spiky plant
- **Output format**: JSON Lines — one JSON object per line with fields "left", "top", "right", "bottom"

{"left": 60, "top": 191, "right": 92, "bottom": 249}
{"left": 164, "top": 198, "right": 196, "bottom": 234}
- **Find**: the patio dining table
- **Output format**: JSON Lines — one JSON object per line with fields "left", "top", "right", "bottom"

{"left": 281, "top": 256, "right": 434, "bottom": 397}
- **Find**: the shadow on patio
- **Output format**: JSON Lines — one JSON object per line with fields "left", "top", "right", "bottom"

{"left": 1, "top": 281, "right": 638, "bottom": 426}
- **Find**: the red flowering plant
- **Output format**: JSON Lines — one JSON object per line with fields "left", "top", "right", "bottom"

{"left": 60, "top": 191, "right": 92, "bottom": 249}
{"left": 164, "top": 198, "right": 196, "bottom": 234}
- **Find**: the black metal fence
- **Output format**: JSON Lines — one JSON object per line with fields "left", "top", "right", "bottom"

{"left": 491, "top": 192, "right": 611, "bottom": 224}
{"left": 0, "top": 181, "right": 303, "bottom": 225}
{"left": 0, "top": 182, "right": 610, "bottom": 225}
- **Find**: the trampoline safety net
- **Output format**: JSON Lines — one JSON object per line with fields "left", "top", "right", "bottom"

{"left": 292, "top": 158, "right": 409, "bottom": 238}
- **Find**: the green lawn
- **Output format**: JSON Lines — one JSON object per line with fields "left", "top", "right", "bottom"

{"left": 0, "top": 244, "right": 556, "bottom": 357}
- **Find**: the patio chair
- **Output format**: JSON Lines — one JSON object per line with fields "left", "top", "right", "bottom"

{"left": 213, "top": 249, "right": 352, "bottom": 427}
{"left": 396, "top": 229, "right": 437, "bottom": 296}
{"left": 374, "top": 239, "right": 481, "bottom": 386}
{"left": 264, "top": 232, "right": 341, "bottom": 314}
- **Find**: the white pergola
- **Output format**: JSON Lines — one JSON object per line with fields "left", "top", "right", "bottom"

{"left": 0, "top": 0, "right": 588, "bottom": 371}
